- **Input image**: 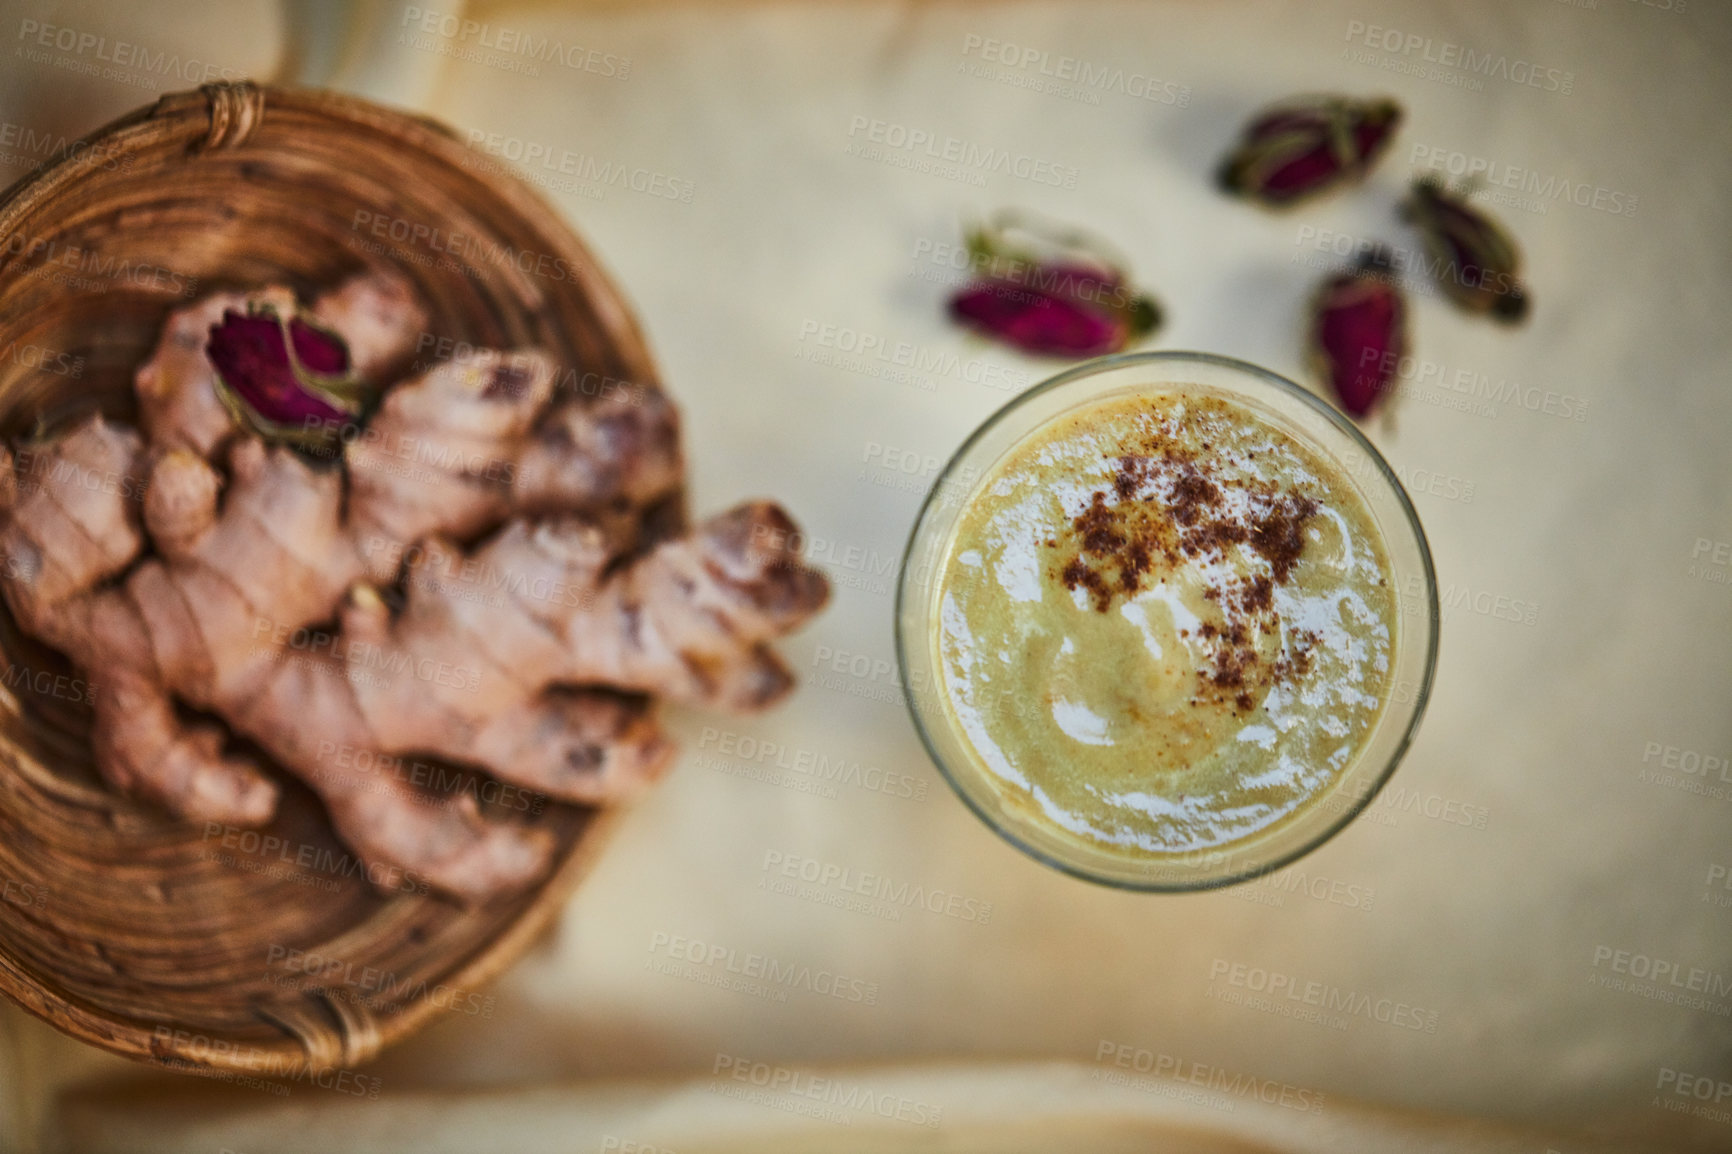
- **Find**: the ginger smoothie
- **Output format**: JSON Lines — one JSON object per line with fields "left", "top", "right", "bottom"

{"left": 928, "top": 388, "right": 1398, "bottom": 864}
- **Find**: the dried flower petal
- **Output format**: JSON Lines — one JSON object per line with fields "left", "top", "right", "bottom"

{"left": 1218, "top": 95, "right": 1402, "bottom": 207}
{"left": 1309, "top": 247, "right": 1408, "bottom": 419}
{"left": 1400, "top": 177, "right": 1529, "bottom": 323}
{"left": 946, "top": 213, "right": 1161, "bottom": 358}
{"left": 288, "top": 317, "right": 350, "bottom": 376}
{"left": 207, "top": 307, "right": 365, "bottom": 448}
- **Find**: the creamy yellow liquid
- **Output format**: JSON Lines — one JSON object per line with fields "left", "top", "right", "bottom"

{"left": 933, "top": 390, "right": 1395, "bottom": 857}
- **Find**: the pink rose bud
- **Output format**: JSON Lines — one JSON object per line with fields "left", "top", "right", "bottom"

{"left": 1218, "top": 95, "right": 1402, "bottom": 207}
{"left": 1401, "top": 177, "right": 1529, "bottom": 323}
{"left": 1310, "top": 247, "right": 1408, "bottom": 420}
{"left": 207, "top": 307, "right": 366, "bottom": 449}
{"left": 946, "top": 213, "right": 1161, "bottom": 359}
{"left": 287, "top": 315, "right": 350, "bottom": 376}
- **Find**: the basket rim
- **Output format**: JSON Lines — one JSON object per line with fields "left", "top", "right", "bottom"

{"left": 0, "top": 81, "right": 662, "bottom": 1076}
{"left": 0, "top": 81, "right": 662, "bottom": 395}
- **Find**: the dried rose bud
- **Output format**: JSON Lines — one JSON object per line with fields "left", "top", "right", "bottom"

{"left": 1401, "top": 177, "right": 1529, "bottom": 323}
{"left": 1309, "top": 247, "right": 1408, "bottom": 419}
{"left": 946, "top": 213, "right": 1161, "bottom": 358}
{"left": 1218, "top": 95, "right": 1402, "bottom": 207}
{"left": 207, "top": 306, "right": 367, "bottom": 449}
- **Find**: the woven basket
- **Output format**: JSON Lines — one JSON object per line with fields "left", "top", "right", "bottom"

{"left": 0, "top": 82, "right": 667, "bottom": 1076}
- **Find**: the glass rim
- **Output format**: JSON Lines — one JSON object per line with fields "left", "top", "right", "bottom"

{"left": 894, "top": 349, "right": 1441, "bottom": 892}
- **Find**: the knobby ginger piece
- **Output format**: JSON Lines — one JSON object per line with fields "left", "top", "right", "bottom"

{"left": 0, "top": 284, "right": 828, "bottom": 901}
{"left": 347, "top": 348, "right": 683, "bottom": 582}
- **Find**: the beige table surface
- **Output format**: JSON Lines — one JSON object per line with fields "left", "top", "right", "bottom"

{"left": 1, "top": 0, "right": 1729, "bottom": 1150}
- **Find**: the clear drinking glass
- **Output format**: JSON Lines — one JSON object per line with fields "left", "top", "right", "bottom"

{"left": 895, "top": 351, "right": 1439, "bottom": 890}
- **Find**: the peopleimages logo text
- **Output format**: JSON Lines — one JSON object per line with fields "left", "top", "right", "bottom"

{"left": 845, "top": 117, "right": 1079, "bottom": 188}
{"left": 960, "top": 35, "right": 1191, "bottom": 106}
{"left": 761, "top": 850, "right": 993, "bottom": 923}
{"left": 712, "top": 1053, "right": 942, "bottom": 1127}
{"left": 1344, "top": 21, "right": 1574, "bottom": 94}
{"left": 649, "top": 932, "right": 880, "bottom": 1004}
{"left": 1207, "top": 959, "right": 1441, "bottom": 1032}
{"left": 15, "top": 19, "right": 242, "bottom": 84}
{"left": 462, "top": 132, "right": 694, "bottom": 204}
{"left": 1409, "top": 144, "right": 1637, "bottom": 218}
{"left": 399, "top": 7, "right": 630, "bottom": 77}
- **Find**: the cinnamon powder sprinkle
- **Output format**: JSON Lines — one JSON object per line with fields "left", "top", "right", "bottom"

{"left": 1049, "top": 420, "right": 1322, "bottom": 712}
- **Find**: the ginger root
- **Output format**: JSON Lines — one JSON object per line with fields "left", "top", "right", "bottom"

{"left": 0, "top": 275, "right": 828, "bottom": 902}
